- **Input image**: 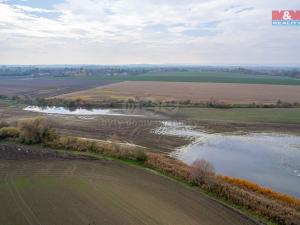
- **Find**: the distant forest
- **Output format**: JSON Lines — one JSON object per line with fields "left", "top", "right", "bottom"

{"left": 0, "top": 65, "right": 299, "bottom": 78}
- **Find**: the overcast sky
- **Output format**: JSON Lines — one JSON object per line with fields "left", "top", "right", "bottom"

{"left": 0, "top": 0, "right": 299, "bottom": 65}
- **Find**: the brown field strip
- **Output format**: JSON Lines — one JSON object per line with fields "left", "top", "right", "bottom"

{"left": 58, "top": 81, "right": 300, "bottom": 104}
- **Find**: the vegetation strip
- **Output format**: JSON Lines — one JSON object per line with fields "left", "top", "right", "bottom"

{"left": 2, "top": 94, "right": 300, "bottom": 110}
{"left": 102, "top": 71, "right": 300, "bottom": 85}
{"left": 0, "top": 117, "right": 300, "bottom": 225}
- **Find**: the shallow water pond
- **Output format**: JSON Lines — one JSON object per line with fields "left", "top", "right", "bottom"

{"left": 24, "top": 106, "right": 143, "bottom": 117}
{"left": 155, "top": 121, "right": 300, "bottom": 198}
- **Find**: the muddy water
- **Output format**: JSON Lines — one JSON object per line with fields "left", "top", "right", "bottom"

{"left": 154, "top": 121, "right": 300, "bottom": 198}
{"left": 24, "top": 106, "right": 143, "bottom": 117}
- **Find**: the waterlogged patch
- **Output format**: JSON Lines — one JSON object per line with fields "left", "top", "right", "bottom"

{"left": 24, "top": 106, "right": 144, "bottom": 117}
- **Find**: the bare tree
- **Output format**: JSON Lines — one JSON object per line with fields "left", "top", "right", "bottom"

{"left": 190, "top": 159, "right": 216, "bottom": 186}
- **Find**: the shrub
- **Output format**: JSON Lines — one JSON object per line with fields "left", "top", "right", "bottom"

{"left": 135, "top": 149, "right": 148, "bottom": 163}
{"left": 87, "top": 141, "right": 98, "bottom": 153}
{"left": 220, "top": 176, "right": 300, "bottom": 208}
{"left": 50, "top": 136, "right": 95, "bottom": 152}
{"left": 109, "top": 142, "right": 137, "bottom": 160}
{"left": 18, "top": 117, "right": 57, "bottom": 144}
{"left": 190, "top": 159, "right": 216, "bottom": 185}
{"left": 190, "top": 159, "right": 218, "bottom": 190}
{"left": 145, "top": 153, "right": 191, "bottom": 180}
{"left": 214, "top": 182, "right": 300, "bottom": 225}
{"left": 0, "top": 121, "right": 9, "bottom": 129}
{"left": 0, "top": 127, "right": 20, "bottom": 139}
{"left": 49, "top": 136, "right": 148, "bottom": 163}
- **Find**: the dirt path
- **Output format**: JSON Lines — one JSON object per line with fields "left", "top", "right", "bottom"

{"left": 0, "top": 144, "right": 259, "bottom": 225}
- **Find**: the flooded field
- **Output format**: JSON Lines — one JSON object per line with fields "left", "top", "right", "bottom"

{"left": 155, "top": 122, "right": 300, "bottom": 198}
{"left": 21, "top": 106, "right": 300, "bottom": 197}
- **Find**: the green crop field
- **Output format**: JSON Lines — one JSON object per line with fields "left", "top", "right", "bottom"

{"left": 11, "top": 72, "right": 300, "bottom": 86}
{"left": 153, "top": 107, "right": 300, "bottom": 124}
{"left": 5, "top": 72, "right": 300, "bottom": 90}
{"left": 121, "top": 72, "right": 300, "bottom": 85}
{"left": 63, "top": 71, "right": 300, "bottom": 85}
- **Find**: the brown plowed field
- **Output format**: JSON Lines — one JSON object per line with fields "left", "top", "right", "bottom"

{"left": 59, "top": 81, "right": 300, "bottom": 104}
{"left": 0, "top": 78, "right": 116, "bottom": 98}
{"left": 0, "top": 144, "right": 258, "bottom": 225}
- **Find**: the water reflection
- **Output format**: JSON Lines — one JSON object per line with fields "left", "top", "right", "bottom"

{"left": 155, "top": 121, "right": 300, "bottom": 197}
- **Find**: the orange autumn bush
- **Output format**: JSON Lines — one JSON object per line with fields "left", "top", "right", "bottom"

{"left": 221, "top": 176, "right": 300, "bottom": 208}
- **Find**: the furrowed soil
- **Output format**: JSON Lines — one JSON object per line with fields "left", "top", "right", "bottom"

{"left": 0, "top": 77, "right": 117, "bottom": 98}
{"left": 58, "top": 81, "right": 300, "bottom": 104}
{"left": 0, "top": 144, "right": 258, "bottom": 225}
{"left": 0, "top": 102, "right": 188, "bottom": 151}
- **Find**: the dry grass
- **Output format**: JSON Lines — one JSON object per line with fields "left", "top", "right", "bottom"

{"left": 146, "top": 152, "right": 191, "bottom": 179}
{"left": 57, "top": 81, "right": 300, "bottom": 104}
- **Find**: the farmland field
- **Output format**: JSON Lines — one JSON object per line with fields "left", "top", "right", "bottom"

{"left": 53, "top": 71, "right": 300, "bottom": 85}
{"left": 1, "top": 0, "right": 300, "bottom": 222}
{"left": 58, "top": 81, "right": 300, "bottom": 104}
{"left": 0, "top": 144, "right": 257, "bottom": 225}
{"left": 0, "top": 77, "right": 116, "bottom": 98}
{"left": 1, "top": 100, "right": 300, "bottom": 152}
{"left": 154, "top": 107, "right": 300, "bottom": 124}
{"left": 119, "top": 72, "right": 300, "bottom": 85}
{"left": 0, "top": 101, "right": 187, "bottom": 151}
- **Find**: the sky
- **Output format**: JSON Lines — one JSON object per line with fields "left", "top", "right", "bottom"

{"left": 0, "top": 0, "right": 299, "bottom": 65}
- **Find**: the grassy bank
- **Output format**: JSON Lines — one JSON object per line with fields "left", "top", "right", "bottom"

{"left": 153, "top": 107, "right": 300, "bottom": 124}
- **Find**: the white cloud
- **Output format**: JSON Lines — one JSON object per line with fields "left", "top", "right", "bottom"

{"left": 0, "top": 0, "right": 299, "bottom": 64}
{"left": 14, "top": 5, "right": 57, "bottom": 13}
